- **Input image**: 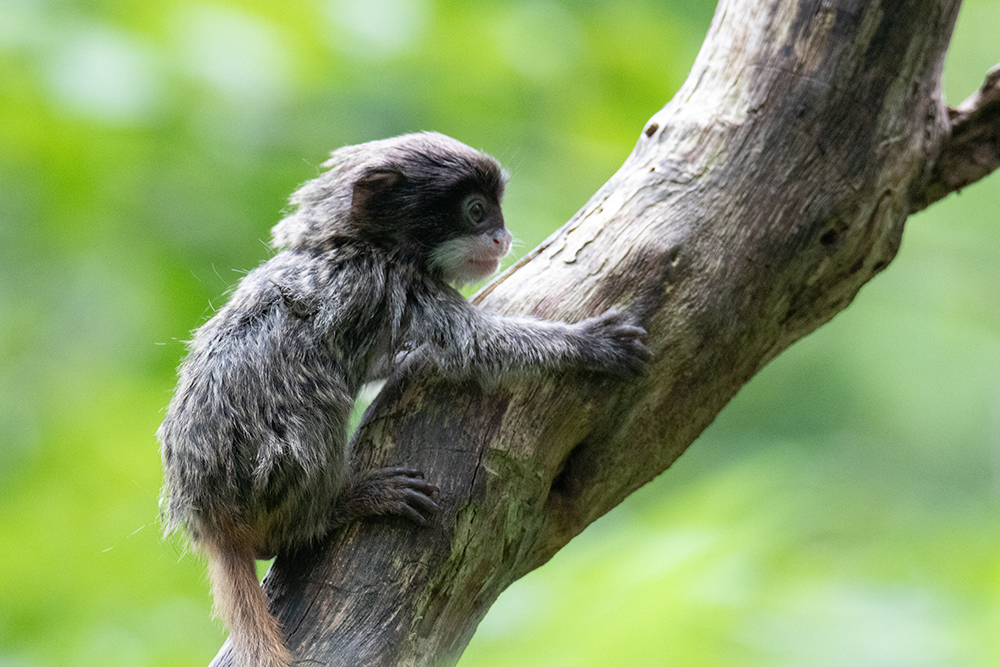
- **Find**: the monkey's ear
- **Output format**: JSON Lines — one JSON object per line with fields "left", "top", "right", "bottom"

{"left": 352, "top": 169, "right": 403, "bottom": 217}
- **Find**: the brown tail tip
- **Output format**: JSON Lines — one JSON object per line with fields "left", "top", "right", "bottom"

{"left": 206, "top": 541, "right": 292, "bottom": 667}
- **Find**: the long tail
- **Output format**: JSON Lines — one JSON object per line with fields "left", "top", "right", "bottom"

{"left": 205, "top": 540, "right": 291, "bottom": 667}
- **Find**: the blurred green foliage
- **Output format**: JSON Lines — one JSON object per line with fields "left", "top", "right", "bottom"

{"left": 0, "top": 0, "right": 997, "bottom": 665}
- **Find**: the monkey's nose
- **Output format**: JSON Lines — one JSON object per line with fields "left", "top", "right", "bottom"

{"left": 493, "top": 228, "right": 513, "bottom": 253}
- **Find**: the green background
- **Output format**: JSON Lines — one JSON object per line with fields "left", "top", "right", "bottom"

{"left": 1, "top": 1, "right": 998, "bottom": 665}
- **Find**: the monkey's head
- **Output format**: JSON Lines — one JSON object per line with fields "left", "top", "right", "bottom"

{"left": 273, "top": 132, "right": 512, "bottom": 285}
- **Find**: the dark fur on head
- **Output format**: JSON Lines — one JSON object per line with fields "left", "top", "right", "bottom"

{"left": 273, "top": 132, "right": 507, "bottom": 252}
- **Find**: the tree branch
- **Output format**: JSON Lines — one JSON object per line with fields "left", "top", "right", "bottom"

{"left": 911, "top": 63, "right": 1000, "bottom": 212}
{"left": 204, "top": 0, "right": 999, "bottom": 664}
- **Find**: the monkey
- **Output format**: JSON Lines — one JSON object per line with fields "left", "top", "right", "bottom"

{"left": 157, "top": 132, "right": 651, "bottom": 667}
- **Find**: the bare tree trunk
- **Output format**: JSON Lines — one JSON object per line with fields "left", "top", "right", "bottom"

{"left": 209, "top": 0, "right": 999, "bottom": 664}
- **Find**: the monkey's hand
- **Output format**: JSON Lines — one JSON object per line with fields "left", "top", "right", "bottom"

{"left": 330, "top": 467, "right": 440, "bottom": 530}
{"left": 575, "top": 309, "right": 653, "bottom": 378}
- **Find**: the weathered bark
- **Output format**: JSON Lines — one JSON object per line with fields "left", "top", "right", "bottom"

{"left": 209, "top": 0, "right": 999, "bottom": 664}
{"left": 911, "top": 63, "right": 1000, "bottom": 212}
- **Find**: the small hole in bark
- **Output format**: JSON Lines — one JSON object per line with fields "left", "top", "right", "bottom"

{"left": 873, "top": 260, "right": 887, "bottom": 272}
{"left": 849, "top": 258, "right": 864, "bottom": 274}
{"left": 645, "top": 123, "right": 659, "bottom": 137}
{"left": 820, "top": 229, "right": 839, "bottom": 246}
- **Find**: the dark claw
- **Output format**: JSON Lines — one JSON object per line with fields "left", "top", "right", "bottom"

{"left": 374, "top": 466, "right": 424, "bottom": 480}
{"left": 400, "top": 487, "right": 440, "bottom": 517}
{"left": 378, "top": 467, "right": 438, "bottom": 500}
{"left": 585, "top": 309, "right": 653, "bottom": 378}
{"left": 361, "top": 466, "right": 441, "bottom": 526}
{"left": 618, "top": 324, "right": 648, "bottom": 339}
{"left": 401, "top": 478, "right": 440, "bottom": 498}
{"left": 393, "top": 502, "right": 429, "bottom": 527}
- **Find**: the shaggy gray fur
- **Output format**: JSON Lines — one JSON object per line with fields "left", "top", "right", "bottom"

{"left": 157, "top": 132, "right": 649, "bottom": 667}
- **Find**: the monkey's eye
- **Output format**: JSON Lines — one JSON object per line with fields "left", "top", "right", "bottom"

{"left": 464, "top": 197, "right": 487, "bottom": 224}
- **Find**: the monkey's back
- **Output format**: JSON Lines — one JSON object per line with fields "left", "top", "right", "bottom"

{"left": 158, "top": 246, "right": 406, "bottom": 554}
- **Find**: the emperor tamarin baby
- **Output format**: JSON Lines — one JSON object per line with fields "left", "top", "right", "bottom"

{"left": 158, "top": 132, "right": 650, "bottom": 667}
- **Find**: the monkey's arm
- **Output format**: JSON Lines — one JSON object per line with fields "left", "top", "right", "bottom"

{"left": 407, "top": 284, "right": 650, "bottom": 383}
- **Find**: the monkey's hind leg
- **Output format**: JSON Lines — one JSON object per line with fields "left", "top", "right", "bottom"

{"left": 329, "top": 467, "right": 440, "bottom": 530}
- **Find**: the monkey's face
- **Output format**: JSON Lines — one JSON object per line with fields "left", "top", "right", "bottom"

{"left": 429, "top": 192, "right": 512, "bottom": 286}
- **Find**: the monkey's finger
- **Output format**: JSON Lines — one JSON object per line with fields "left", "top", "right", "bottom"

{"left": 392, "top": 502, "right": 430, "bottom": 526}
{"left": 400, "top": 478, "right": 440, "bottom": 498}
{"left": 616, "top": 324, "right": 648, "bottom": 340}
{"left": 380, "top": 469, "right": 439, "bottom": 496}
{"left": 631, "top": 343, "right": 655, "bottom": 369}
{"left": 372, "top": 466, "right": 425, "bottom": 480}
{"left": 399, "top": 487, "right": 441, "bottom": 516}
{"left": 611, "top": 344, "right": 653, "bottom": 378}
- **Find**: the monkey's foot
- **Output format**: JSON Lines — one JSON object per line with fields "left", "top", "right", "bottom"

{"left": 332, "top": 467, "right": 440, "bottom": 529}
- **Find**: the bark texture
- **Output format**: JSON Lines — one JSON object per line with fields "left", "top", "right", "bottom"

{"left": 209, "top": 0, "right": 998, "bottom": 664}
